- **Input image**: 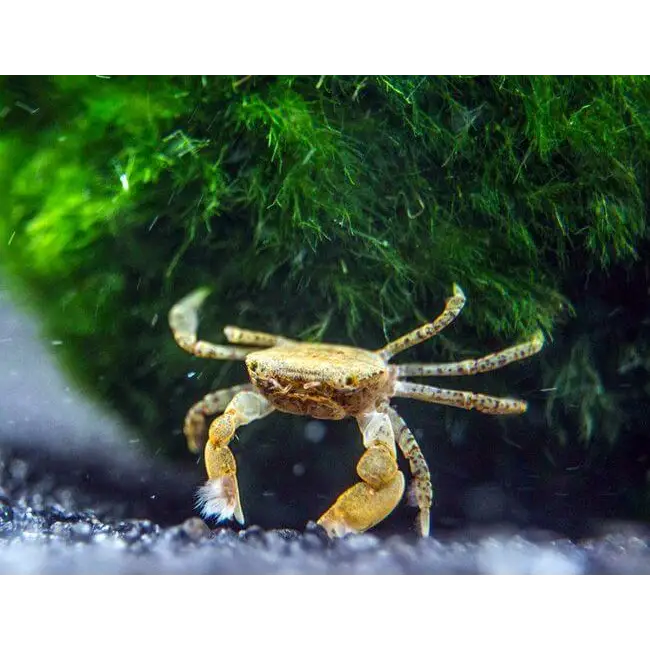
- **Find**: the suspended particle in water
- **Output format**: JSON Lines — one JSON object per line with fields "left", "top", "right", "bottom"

{"left": 292, "top": 463, "right": 306, "bottom": 477}
{"left": 304, "top": 421, "right": 326, "bottom": 444}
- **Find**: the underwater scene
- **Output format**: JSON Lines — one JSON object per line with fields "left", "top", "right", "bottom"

{"left": 1, "top": 75, "right": 649, "bottom": 574}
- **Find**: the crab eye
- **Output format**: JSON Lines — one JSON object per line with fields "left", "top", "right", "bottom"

{"left": 345, "top": 375, "right": 357, "bottom": 386}
{"left": 249, "top": 360, "right": 259, "bottom": 371}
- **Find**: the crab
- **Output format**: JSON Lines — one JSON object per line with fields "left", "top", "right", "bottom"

{"left": 168, "top": 285, "right": 544, "bottom": 538}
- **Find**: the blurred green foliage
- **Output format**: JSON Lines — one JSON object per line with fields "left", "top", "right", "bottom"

{"left": 0, "top": 75, "right": 649, "bottom": 462}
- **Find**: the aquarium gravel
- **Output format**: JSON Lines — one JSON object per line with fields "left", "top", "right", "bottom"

{"left": 1, "top": 443, "right": 649, "bottom": 574}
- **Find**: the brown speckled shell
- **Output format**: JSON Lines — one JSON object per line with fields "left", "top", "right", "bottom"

{"left": 246, "top": 343, "right": 392, "bottom": 418}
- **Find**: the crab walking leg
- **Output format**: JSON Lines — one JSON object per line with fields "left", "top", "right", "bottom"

{"left": 317, "top": 411, "right": 405, "bottom": 537}
{"left": 168, "top": 288, "right": 257, "bottom": 360}
{"left": 386, "top": 406, "right": 432, "bottom": 537}
{"left": 197, "top": 391, "right": 274, "bottom": 525}
{"left": 224, "top": 326, "right": 293, "bottom": 348}
{"left": 395, "top": 331, "right": 544, "bottom": 378}
{"left": 377, "top": 284, "right": 466, "bottom": 361}
{"left": 183, "top": 384, "right": 255, "bottom": 454}
{"left": 395, "top": 381, "right": 528, "bottom": 414}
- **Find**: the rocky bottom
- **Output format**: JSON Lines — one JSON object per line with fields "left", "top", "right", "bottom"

{"left": 1, "top": 445, "right": 649, "bottom": 574}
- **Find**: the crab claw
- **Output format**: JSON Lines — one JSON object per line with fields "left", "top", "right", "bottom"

{"left": 201, "top": 441, "right": 245, "bottom": 525}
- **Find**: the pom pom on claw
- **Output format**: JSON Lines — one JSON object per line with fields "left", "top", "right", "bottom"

{"left": 196, "top": 478, "right": 242, "bottom": 524}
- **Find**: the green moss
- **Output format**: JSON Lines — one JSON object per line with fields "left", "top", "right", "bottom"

{"left": 0, "top": 75, "right": 649, "bottom": 454}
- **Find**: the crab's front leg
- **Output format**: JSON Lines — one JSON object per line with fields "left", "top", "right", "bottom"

{"left": 317, "top": 411, "right": 405, "bottom": 537}
{"left": 197, "top": 391, "right": 274, "bottom": 525}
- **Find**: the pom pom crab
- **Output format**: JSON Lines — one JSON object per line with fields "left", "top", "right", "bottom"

{"left": 169, "top": 285, "right": 543, "bottom": 537}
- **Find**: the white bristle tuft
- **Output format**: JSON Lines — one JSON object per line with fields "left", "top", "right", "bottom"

{"left": 195, "top": 479, "right": 236, "bottom": 522}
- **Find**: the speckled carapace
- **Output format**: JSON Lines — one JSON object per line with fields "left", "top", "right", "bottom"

{"left": 169, "top": 285, "right": 544, "bottom": 538}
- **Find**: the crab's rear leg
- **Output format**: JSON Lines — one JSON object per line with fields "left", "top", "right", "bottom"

{"left": 386, "top": 406, "right": 432, "bottom": 537}
{"left": 317, "top": 411, "right": 405, "bottom": 537}
{"left": 394, "top": 331, "right": 544, "bottom": 378}
{"left": 183, "top": 384, "right": 255, "bottom": 453}
{"left": 197, "top": 391, "right": 274, "bottom": 525}
{"left": 395, "top": 381, "right": 529, "bottom": 414}
{"left": 168, "top": 288, "right": 258, "bottom": 360}
{"left": 377, "top": 284, "right": 466, "bottom": 361}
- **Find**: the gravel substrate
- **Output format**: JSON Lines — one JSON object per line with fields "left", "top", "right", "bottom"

{"left": 1, "top": 445, "right": 649, "bottom": 575}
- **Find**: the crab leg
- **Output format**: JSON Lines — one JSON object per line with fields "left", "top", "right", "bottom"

{"left": 169, "top": 288, "right": 257, "bottom": 360}
{"left": 224, "top": 326, "right": 293, "bottom": 348}
{"left": 394, "top": 381, "right": 528, "bottom": 414}
{"left": 183, "top": 384, "right": 255, "bottom": 453}
{"left": 394, "top": 331, "right": 544, "bottom": 377}
{"left": 317, "top": 410, "right": 405, "bottom": 537}
{"left": 377, "top": 284, "right": 466, "bottom": 361}
{"left": 385, "top": 406, "right": 432, "bottom": 537}
{"left": 197, "top": 391, "right": 274, "bottom": 525}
